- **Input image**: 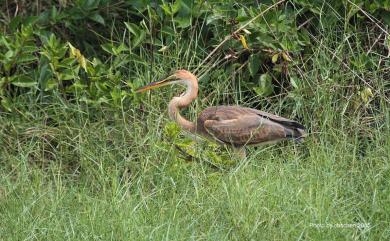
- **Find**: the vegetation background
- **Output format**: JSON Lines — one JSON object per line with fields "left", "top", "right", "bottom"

{"left": 0, "top": 0, "right": 389, "bottom": 240}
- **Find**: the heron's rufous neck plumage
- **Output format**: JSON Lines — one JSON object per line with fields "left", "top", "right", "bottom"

{"left": 168, "top": 71, "right": 198, "bottom": 133}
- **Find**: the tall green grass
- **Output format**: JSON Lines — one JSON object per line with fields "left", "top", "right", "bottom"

{"left": 1, "top": 6, "right": 390, "bottom": 241}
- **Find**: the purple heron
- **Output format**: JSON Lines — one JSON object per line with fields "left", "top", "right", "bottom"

{"left": 137, "top": 70, "right": 306, "bottom": 157}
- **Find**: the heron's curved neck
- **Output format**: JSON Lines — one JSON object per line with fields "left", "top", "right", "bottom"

{"left": 168, "top": 79, "right": 198, "bottom": 133}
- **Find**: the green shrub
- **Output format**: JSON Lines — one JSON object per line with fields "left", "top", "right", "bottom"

{"left": 0, "top": 0, "right": 388, "bottom": 112}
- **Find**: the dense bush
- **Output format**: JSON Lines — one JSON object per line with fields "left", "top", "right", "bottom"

{"left": 0, "top": 0, "right": 388, "bottom": 111}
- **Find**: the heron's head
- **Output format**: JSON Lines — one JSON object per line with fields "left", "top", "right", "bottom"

{"left": 136, "top": 69, "right": 197, "bottom": 93}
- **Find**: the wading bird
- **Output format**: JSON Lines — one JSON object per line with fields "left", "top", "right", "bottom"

{"left": 137, "top": 70, "right": 306, "bottom": 157}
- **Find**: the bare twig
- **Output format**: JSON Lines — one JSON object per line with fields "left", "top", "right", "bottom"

{"left": 14, "top": 2, "right": 18, "bottom": 17}
{"left": 297, "top": 17, "right": 313, "bottom": 30}
{"left": 367, "top": 32, "right": 382, "bottom": 54}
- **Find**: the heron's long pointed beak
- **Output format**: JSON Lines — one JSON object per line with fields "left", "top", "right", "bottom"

{"left": 136, "top": 75, "right": 176, "bottom": 93}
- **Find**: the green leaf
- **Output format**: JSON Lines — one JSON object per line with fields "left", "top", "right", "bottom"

{"left": 84, "top": 0, "right": 99, "bottom": 9}
{"left": 11, "top": 75, "right": 37, "bottom": 87}
{"left": 17, "top": 53, "right": 38, "bottom": 64}
{"left": 359, "top": 87, "right": 373, "bottom": 104}
{"left": 281, "top": 52, "right": 292, "bottom": 62}
{"left": 130, "top": 0, "right": 149, "bottom": 10}
{"left": 383, "top": 12, "right": 390, "bottom": 26}
{"left": 89, "top": 13, "right": 105, "bottom": 25}
{"left": 60, "top": 69, "right": 76, "bottom": 81}
{"left": 110, "top": 88, "right": 122, "bottom": 102}
{"left": 290, "top": 76, "right": 300, "bottom": 89}
{"left": 298, "top": 29, "right": 311, "bottom": 46}
{"left": 278, "top": 14, "right": 286, "bottom": 21}
{"left": 51, "top": 6, "right": 58, "bottom": 19}
{"left": 271, "top": 53, "right": 279, "bottom": 63}
{"left": 101, "top": 43, "right": 115, "bottom": 54}
{"left": 176, "top": 16, "right": 191, "bottom": 28}
{"left": 179, "top": 0, "right": 193, "bottom": 15}
{"left": 161, "top": 26, "right": 175, "bottom": 36}
{"left": 254, "top": 73, "right": 274, "bottom": 97}
{"left": 114, "top": 43, "right": 127, "bottom": 55}
{"left": 164, "top": 122, "right": 181, "bottom": 139}
{"left": 45, "top": 79, "right": 58, "bottom": 91}
{"left": 248, "top": 54, "right": 261, "bottom": 77}
{"left": 4, "top": 50, "right": 14, "bottom": 60}
{"left": 172, "top": 0, "right": 182, "bottom": 14}
{"left": 38, "top": 62, "right": 48, "bottom": 88}
{"left": 133, "top": 31, "right": 146, "bottom": 48}
{"left": 1, "top": 98, "right": 12, "bottom": 112}
{"left": 22, "top": 46, "right": 38, "bottom": 53}
{"left": 256, "top": 34, "right": 277, "bottom": 50}
{"left": 124, "top": 22, "right": 140, "bottom": 36}
{"left": 124, "top": 22, "right": 146, "bottom": 48}
{"left": 161, "top": 3, "right": 172, "bottom": 16}
{"left": 68, "top": 80, "right": 87, "bottom": 90}
{"left": 236, "top": 8, "right": 248, "bottom": 22}
{"left": 59, "top": 57, "right": 76, "bottom": 67}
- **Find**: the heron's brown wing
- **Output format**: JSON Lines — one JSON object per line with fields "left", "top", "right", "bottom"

{"left": 202, "top": 114, "right": 288, "bottom": 146}
{"left": 198, "top": 106, "right": 305, "bottom": 146}
{"left": 246, "top": 109, "right": 305, "bottom": 130}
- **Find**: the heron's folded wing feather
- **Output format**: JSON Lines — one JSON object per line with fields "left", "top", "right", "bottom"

{"left": 245, "top": 109, "right": 305, "bottom": 130}
{"left": 203, "top": 114, "right": 286, "bottom": 146}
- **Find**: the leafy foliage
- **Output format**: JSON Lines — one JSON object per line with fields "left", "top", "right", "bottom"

{"left": 1, "top": 0, "right": 388, "bottom": 112}
{"left": 0, "top": 0, "right": 389, "bottom": 111}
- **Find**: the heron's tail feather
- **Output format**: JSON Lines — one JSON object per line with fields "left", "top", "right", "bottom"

{"left": 285, "top": 127, "right": 307, "bottom": 143}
